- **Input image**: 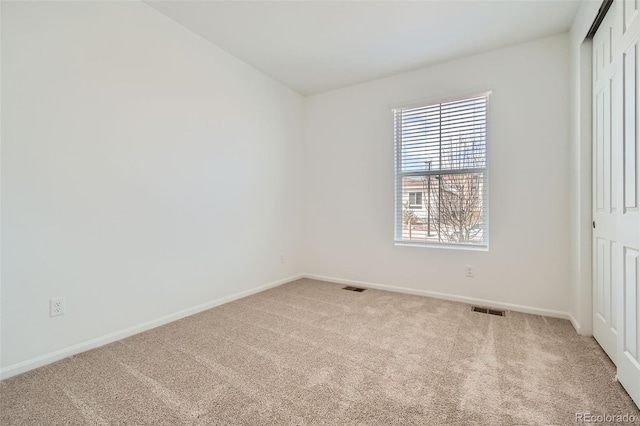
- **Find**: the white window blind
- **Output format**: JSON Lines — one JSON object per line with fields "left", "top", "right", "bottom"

{"left": 394, "top": 93, "right": 489, "bottom": 248}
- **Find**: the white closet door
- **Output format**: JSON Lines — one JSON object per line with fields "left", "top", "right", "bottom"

{"left": 593, "top": 0, "right": 620, "bottom": 365}
{"left": 615, "top": 0, "right": 640, "bottom": 408}
{"left": 593, "top": 0, "right": 640, "bottom": 408}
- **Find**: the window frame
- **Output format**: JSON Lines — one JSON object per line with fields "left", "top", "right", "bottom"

{"left": 393, "top": 92, "right": 490, "bottom": 251}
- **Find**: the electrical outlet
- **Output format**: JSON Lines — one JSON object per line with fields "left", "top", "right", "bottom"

{"left": 280, "top": 254, "right": 286, "bottom": 264}
{"left": 465, "top": 265, "right": 474, "bottom": 278}
{"left": 50, "top": 297, "right": 65, "bottom": 317}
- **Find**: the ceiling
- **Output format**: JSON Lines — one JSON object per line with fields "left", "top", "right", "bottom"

{"left": 146, "top": 1, "right": 583, "bottom": 96}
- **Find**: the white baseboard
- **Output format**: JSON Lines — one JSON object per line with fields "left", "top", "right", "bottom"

{"left": 569, "top": 315, "right": 583, "bottom": 334}
{"left": 0, "top": 274, "right": 303, "bottom": 381}
{"left": 303, "top": 273, "right": 577, "bottom": 324}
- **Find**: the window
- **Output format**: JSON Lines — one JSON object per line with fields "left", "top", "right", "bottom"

{"left": 408, "top": 192, "right": 422, "bottom": 209}
{"left": 394, "top": 93, "right": 489, "bottom": 249}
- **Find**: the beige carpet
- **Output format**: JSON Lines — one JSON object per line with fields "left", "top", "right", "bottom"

{"left": 1, "top": 278, "right": 639, "bottom": 425}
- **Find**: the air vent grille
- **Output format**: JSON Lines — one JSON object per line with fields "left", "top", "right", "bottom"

{"left": 472, "top": 306, "right": 505, "bottom": 317}
{"left": 343, "top": 286, "right": 367, "bottom": 292}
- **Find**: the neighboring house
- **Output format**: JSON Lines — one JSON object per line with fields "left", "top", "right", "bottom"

{"left": 401, "top": 174, "right": 484, "bottom": 244}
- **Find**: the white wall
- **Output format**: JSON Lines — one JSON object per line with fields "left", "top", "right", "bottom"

{"left": 304, "top": 33, "right": 572, "bottom": 315}
{"left": 1, "top": 1, "right": 304, "bottom": 376}
{"left": 1, "top": 0, "right": 587, "bottom": 379}
{"left": 568, "top": 1, "right": 601, "bottom": 335}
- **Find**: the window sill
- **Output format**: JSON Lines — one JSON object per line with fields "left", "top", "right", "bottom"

{"left": 394, "top": 241, "right": 489, "bottom": 252}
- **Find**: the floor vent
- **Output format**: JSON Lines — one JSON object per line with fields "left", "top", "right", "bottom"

{"left": 343, "top": 286, "right": 367, "bottom": 292}
{"left": 472, "top": 306, "right": 506, "bottom": 317}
